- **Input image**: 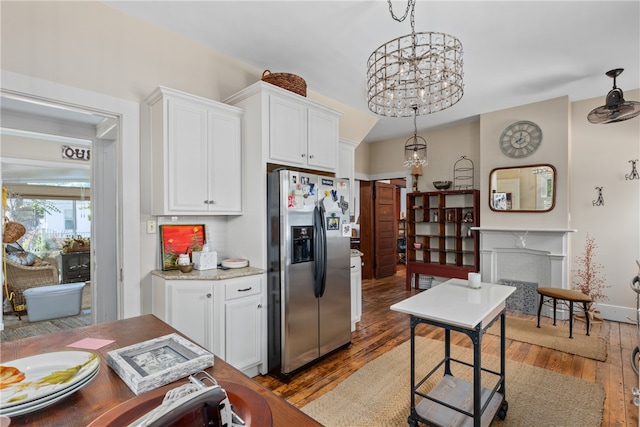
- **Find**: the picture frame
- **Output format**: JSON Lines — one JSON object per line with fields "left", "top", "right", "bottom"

{"left": 327, "top": 217, "right": 339, "bottom": 230}
{"left": 159, "top": 224, "right": 206, "bottom": 270}
{"left": 492, "top": 192, "right": 508, "bottom": 210}
{"left": 106, "top": 333, "right": 214, "bottom": 395}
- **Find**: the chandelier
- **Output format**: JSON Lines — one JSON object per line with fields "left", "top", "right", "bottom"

{"left": 403, "top": 107, "right": 428, "bottom": 167}
{"left": 367, "top": 0, "right": 464, "bottom": 117}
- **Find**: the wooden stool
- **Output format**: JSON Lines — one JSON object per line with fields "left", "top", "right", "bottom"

{"left": 536, "top": 287, "right": 592, "bottom": 339}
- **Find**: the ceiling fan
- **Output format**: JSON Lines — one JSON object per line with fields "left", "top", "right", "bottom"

{"left": 587, "top": 68, "right": 640, "bottom": 124}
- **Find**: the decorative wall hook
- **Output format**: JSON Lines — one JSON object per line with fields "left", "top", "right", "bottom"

{"left": 626, "top": 159, "right": 639, "bottom": 180}
{"left": 592, "top": 187, "right": 604, "bottom": 206}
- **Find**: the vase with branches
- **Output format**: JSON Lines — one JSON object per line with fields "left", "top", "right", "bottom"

{"left": 572, "top": 233, "right": 609, "bottom": 322}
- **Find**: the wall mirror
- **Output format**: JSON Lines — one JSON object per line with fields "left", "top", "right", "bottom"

{"left": 489, "top": 164, "right": 556, "bottom": 212}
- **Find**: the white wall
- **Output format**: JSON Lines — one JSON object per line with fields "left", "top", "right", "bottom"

{"left": 570, "top": 90, "right": 640, "bottom": 322}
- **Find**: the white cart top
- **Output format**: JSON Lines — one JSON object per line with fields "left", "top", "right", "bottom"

{"left": 390, "top": 279, "right": 515, "bottom": 330}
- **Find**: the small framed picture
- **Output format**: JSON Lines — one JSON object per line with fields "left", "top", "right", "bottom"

{"left": 106, "top": 333, "right": 214, "bottom": 395}
{"left": 493, "top": 192, "right": 508, "bottom": 210}
{"left": 327, "top": 217, "right": 339, "bottom": 230}
{"left": 159, "top": 224, "right": 206, "bottom": 270}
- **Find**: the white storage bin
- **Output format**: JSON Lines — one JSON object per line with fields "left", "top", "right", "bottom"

{"left": 23, "top": 282, "right": 86, "bottom": 322}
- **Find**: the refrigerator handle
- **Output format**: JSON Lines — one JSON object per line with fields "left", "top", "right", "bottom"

{"left": 318, "top": 202, "right": 328, "bottom": 298}
{"left": 313, "top": 206, "right": 324, "bottom": 298}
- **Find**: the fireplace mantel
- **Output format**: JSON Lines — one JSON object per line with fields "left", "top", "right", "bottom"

{"left": 471, "top": 227, "right": 577, "bottom": 233}
{"left": 475, "top": 227, "right": 576, "bottom": 318}
{"left": 474, "top": 227, "right": 576, "bottom": 289}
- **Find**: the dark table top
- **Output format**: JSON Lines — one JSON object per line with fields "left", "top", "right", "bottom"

{"left": 0, "top": 314, "right": 320, "bottom": 427}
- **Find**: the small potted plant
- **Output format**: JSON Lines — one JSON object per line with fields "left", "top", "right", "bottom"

{"left": 572, "top": 233, "right": 609, "bottom": 322}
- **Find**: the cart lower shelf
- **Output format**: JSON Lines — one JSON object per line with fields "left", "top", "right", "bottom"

{"left": 414, "top": 375, "right": 506, "bottom": 427}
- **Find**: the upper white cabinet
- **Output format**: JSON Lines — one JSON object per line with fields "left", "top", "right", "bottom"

{"left": 146, "top": 86, "right": 243, "bottom": 215}
{"left": 226, "top": 82, "right": 341, "bottom": 173}
{"left": 337, "top": 138, "right": 359, "bottom": 215}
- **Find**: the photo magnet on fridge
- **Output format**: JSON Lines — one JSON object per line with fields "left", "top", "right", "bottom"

{"left": 342, "top": 222, "right": 352, "bottom": 237}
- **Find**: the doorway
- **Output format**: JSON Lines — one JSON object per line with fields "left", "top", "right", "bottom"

{"left": 1, "top": 92, "right": 118, "bottom": 325}
{"left": 359, "top": 178, "right": 407, "bottom": 280}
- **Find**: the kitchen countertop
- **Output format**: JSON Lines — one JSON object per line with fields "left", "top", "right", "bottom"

{"left": 351, "top": 249, "right": 363, "bottom": 257}
{"left": 151, "top": 266, "right": 265, "bottom": 280}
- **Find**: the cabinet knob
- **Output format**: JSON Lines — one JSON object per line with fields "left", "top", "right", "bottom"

{"left": 204, "top": 200, "right": 209, "bottom": 204}
{"left": 309, "top": 154, "right": 314, "bottom": 159}
{"left": 206, "top": 293, "right": 212, "bottom": 298}
{"left": 257, "top": 304, "right": 262, "bottom": 309}
{"left": 301, "top": 153, "right": 306, "bottom": 158}
{"left": 209, "top": 200, "right": 215, "bottom": 204}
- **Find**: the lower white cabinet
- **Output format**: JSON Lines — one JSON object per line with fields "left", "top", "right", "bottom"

{"left": 151, "top": 274, "right": 266, "bottom": 377}
{"left": 219, "top": 277, "right": 263, "bottom": 376}
{"left": 351, "top": 256, "right": 362, "bottom": 331}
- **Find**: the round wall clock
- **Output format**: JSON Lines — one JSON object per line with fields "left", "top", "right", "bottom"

{"left": 499, "top": 121, "right": 542, "bottom": 158}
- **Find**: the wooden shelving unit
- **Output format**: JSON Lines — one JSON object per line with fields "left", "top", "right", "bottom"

{"left": 405, "top": 189, "right": 480, "bottom": 290}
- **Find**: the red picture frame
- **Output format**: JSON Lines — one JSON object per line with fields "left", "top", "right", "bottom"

{"left": 159, "top": 224, "right": 206, "bottom": 270}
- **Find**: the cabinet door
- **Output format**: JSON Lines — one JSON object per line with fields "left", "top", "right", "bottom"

{"left": 269, "top": 95, "right": 306, "bottom": 166}
{"left": 208, "top": 110, "right": 242, "bottom": 213}
{"left": 225, "top": 294, "right": 262, "bottom": 371}
{"left": 169, "top": 283, "right": 214, "bottom": 351}
{"left": 307, "top": 107, "right": 338, "bottom": 170}
{"left": 350, "top": 257, "right": 362, "bottom": 330}
{"left": 167, "top": 98, "right": 210, "bottom": 212}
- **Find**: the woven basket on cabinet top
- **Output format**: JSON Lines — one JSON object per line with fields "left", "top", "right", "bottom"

{"left": 261, "top": 70, "right": 307, "bottom": 97}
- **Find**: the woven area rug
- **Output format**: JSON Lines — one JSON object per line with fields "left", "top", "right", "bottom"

{"left": 301, "top": 337, "right": 604, "bottom": 426}
{"left": 486, "top": 316, "right": 607, "bottom": 361}
{"left": 1, "top": 312, "right": 91, "bottom": 342}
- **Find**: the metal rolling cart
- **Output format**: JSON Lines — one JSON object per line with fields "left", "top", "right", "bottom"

{"left": 391, "top": 279, "right": 515, "bottom": 427}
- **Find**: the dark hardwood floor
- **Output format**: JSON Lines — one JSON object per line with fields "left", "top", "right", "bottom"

{"left": 254, "top": 266, "right": 639, "bottom": 426}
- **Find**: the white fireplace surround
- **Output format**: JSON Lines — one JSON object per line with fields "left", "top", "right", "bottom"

{"left": 474, "top": 227, "right": 577, "bottom": 318}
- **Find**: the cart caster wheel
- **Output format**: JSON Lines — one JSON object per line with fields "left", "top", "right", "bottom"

{"left": 631, "top": 346, "right": 639, "bottom": 376}
{"left": 497, "top": 401, "right": 508, "bottom": 420}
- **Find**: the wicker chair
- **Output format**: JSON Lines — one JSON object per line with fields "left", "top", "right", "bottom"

{"left": 5, "top": 256, "right": 59, "bottom": 319}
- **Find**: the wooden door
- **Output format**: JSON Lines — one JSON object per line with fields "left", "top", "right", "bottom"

{"left": 374, "top": 182, "right": 397, "bottom": 278}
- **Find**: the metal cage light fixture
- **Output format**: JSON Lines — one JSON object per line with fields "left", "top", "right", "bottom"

{"left": 367, "top": 0, "right": 464, "bottom": 117}
{"left": 403, "top": 107, "right": 428, "bottom": 167}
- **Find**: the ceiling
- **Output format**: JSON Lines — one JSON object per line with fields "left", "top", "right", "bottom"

{"left": 103, "top": 0, "right": 640, "bottom": 143}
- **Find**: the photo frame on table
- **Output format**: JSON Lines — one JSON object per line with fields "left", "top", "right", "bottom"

{"left": 106, "top": 333, "right": 214, "bottom": 395}
{"left": 159, "top": 224, "right": 206, "bottom": 270}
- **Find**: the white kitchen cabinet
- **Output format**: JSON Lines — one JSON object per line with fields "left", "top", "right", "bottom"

{"left": 146, "top": 86, "right": 243, "bottom": 215}
{"left": 338, "top": 138, "right": 359, "bottom": 216}
{"left": 227, "top": 82, "right": 341, "bottom": 173}
{"left": 350, "top": 255, "right": 362, "bottom": 332}
{"left": 268, "top": 88, "right": 339, "bottom": 171}
{"left": 221, "top": 276, "right": 263, "bottom": 375}
{"left": 151, "top": 273, "right": 266, "bottom": 377}
{"left": 151, "top": 277, "right": 217, "bottom": 351}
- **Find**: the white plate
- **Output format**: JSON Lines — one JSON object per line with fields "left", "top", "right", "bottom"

{"left": 0, "top": 366, "right": 99, "bottom": 417}
{"left": 0, "top": 351, "right": 99, "bottom": 409}
{"left": 221, "top": 258, "right": 249, "bottom": 268}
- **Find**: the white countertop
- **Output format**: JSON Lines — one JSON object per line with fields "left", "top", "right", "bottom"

{"left": 151, "top": 266, "right": 265, "bottom": 280}
{"left": 390, "top": 279, "right": 515, "bottom": 330}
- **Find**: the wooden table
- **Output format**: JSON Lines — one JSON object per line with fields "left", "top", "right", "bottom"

{"left": 0, "top": 314, "right": 320, "bottom": 427}
{"left": 391, "top": 279, "right": 515, "bottom": 427}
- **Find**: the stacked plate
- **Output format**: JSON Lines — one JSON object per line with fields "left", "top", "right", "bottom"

{"left": 221, "top": 258, "right": 249, "bottom": 269}
{"left": 0, "top": 351, "right": 100, "bottom": 417}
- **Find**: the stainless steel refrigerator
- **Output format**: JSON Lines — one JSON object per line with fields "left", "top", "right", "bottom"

{"left": 267, "top": 169, "right": 351, "bottom": 377}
